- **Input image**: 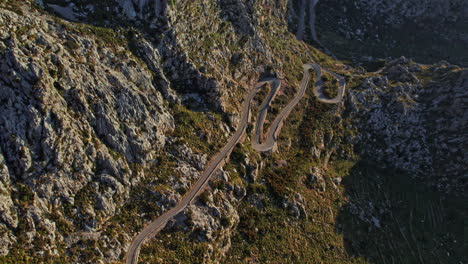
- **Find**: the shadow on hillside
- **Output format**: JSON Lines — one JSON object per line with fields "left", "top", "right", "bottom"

{"left": 285, "top": 0, "right": 468, "bottom": 67}
{"left": 335, "top": 160, "right": 467, "bottom": 264}
{"left": 285, "top": 0, "right": 325, "bottom": 53}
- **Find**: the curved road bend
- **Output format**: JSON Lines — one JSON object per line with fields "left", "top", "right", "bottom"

{"left": 125, "top": 79, "right": 260, "bottom": 264}
{"left": 252, "top": 63, "right": 346, "bottom": 152}
{"left": 125, "top": 62, "right": 346, "bottom": 264}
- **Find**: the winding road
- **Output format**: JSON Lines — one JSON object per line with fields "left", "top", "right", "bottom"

{"left": 125, "top": 4, "right": 345, "bottom": 262}
{"left": 125, "top": 58, "right": 346, "bottom": 263}
{"left": 296, "top": 0, "right": 337, "bottom": 59}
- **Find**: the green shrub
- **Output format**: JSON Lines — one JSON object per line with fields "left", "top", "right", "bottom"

{"left": 198, "top": 190, "right": 210, "bottom": 205}
{"left": 210, "top": 179, "right": 226, "bottom": 190}
{"left": 14, "top": 183, "right": 35, "bottom": 205}
{"left": 64, "top": 39, "right": 79, "bottom": 51}
{"left": 220, "top": 215, "right": 231, "bottom": 227}
{"left": 248, "top": 183, "right": 267, "bottom": 194}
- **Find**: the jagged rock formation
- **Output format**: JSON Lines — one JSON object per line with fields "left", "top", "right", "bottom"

{"left": 347, "top": 57, "right": 467, "bottom": 195}
{"left": 0, "top": 5, "right": 177, "bottom": 257}
{"left": 0, "top": 0, "right": 466, "bottom": 263}
{"left": 0, "top": 0, "right": 295, "bottom": 261}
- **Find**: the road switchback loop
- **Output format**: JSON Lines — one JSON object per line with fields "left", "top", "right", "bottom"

{"left": 125, "top": 60, "right": 346, "bottom": 264}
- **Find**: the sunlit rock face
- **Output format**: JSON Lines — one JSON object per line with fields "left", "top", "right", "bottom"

{"left": 2, "top": 1, "right": 465, "bottom": 263}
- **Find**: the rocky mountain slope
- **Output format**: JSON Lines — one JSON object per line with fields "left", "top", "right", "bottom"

{"left": 296, "top": 0, "right": 468, "bottom": 66}
{"left": 0, "top": 0, "right": 466, "bottom": 263}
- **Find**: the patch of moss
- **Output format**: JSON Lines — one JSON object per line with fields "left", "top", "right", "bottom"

{"left": 0, "top": 0, "right": 25, "bottom": 16}
{"left": 171, "top": 104, "right": 225, "bottom": 156}
{"left": 139, "top": 229, "right": 210, "bottom": 264}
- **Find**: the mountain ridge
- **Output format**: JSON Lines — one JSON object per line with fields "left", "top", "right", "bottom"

{"left": 0, "top": 0, "right": 466, "bottom": 263}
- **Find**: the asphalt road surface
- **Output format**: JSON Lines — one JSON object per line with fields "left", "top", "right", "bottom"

{"left": 125, "top": 61, "right": 346, "bottom": 264}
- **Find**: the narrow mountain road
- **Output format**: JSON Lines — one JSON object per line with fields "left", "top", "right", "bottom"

{"left": 308, "top": 0, "right": 320, "bottom": 43}
{"left": 252, "top": 63, "right": 345, "bottom": 152}
{"left": 296, "top": 0, "right": 307, "bottom": 40}
{"left": 125, "top": 79, "right": 259, "bottom": 264}
{"left": 295, "top": 0, "right": 337, "bottom": 59}
{"left": 125, "top": 62, "right": 346, "bottom": 264}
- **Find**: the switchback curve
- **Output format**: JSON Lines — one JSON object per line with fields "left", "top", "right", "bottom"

{"left": 125, "top": 60, "right": 346, "bottom": 264}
